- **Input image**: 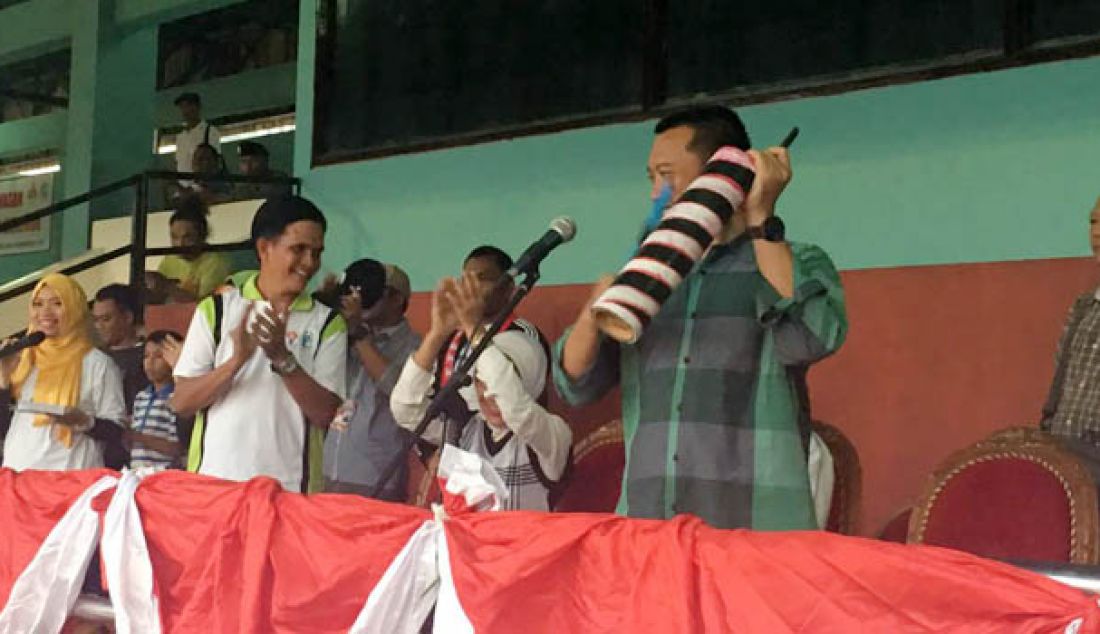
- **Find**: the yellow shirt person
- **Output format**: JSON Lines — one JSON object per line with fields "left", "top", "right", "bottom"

{"left": 158, "top": 251, "right": 232, "bottom": 300}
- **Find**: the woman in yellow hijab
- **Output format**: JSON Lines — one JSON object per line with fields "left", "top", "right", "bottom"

{"left": 0, "top": 273, "right": 126, "bottom": 470}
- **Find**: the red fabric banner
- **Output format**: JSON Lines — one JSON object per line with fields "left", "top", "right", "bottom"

{"left": 134, "top": 470, "right": 429, "bottom": 633}
{"left": 443, "top": 512, "right": 1100, "bottom": 633}
{"left": 0, "top": 468, "right": 111, "bottom": 607}
{"left": 0, "top": 468, "right": 1097, "bottom": 633}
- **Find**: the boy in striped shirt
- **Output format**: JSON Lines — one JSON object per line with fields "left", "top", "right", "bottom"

{"left": 127, "top": 330, "right": 186, "bottom": 469}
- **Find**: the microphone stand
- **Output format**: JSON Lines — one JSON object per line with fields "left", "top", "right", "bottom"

{"left": 366, "top": 268, "right": 543, "bottom": 499}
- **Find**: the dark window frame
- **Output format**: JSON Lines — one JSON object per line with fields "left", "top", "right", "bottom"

{"left": 310, "top": 0, "right": 1100, "bottom": 167}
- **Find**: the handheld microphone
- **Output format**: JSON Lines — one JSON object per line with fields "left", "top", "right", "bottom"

{"left": 0, "top": 331, "right": 46, "bottom": 359}
{"left": 507, "top": 217, "right": 577, "bottom": 278}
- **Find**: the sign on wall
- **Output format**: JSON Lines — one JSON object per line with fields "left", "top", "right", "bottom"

{"left": 0, "top": 174, "right": 52, "bottom": 255}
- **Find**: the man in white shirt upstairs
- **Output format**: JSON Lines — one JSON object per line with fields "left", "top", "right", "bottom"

{"left": 173, "top": 92, "right": 221, "bottom": 176}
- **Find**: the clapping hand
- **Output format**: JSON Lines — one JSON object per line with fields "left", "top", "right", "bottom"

{"left": 230, "top": 304, "right": 259, "bottom": 367}
{"left": 445, "top": 271, "right": 488, "bottom": 339}
{"left": 160, "top": 333, "right": 183, "bottom": 369}
{"left": 429, "top": 279, "right": 459, "bottom": 337}
{"left": 251, "top": 304, "right": 291, "bottom": 363}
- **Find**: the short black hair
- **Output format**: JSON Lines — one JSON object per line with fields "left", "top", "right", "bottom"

{"left": 170, "top": 197, "right": 210, "bottom": 241}
{"left": 95, "top": 283, "right": 141, "bottom": 318}
{"left": 194, "top": 142, "right": 219, "bottom": 157}
{"left": 146, "top": 329, "right": 182, "bottom": 345}
{"left": 238, "top": 141, "right": 269, "bottom": 158}
{"left": 174, "top": 92, "right": 201, "bottom": 106}
{"left": 464, "top": 245, "right": 512, "bottom": 275}
{"left": 193, "top": 143, "right": 226, "bottom": 172}
{"left": 654, "top": 105, "right": 751, "bottom": 161}
{"left": 250, "top": 195, "right": 327, "bottom": 245}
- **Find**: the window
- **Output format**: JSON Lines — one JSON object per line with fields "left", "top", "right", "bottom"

{"left": 314, "top": 0, "right": 645, "bottom": 160}
{"left": 157, "top": 0, "right": 299, "bottom": 89}
{"left": 666, "top": 0, "right": 1002, "bottom": 99}
{"left": 313, "top": 0, "right": 1100, "bottom": 163}
{"left": 1032, "top": 0, "right": 1100, "bottom": 45}
{"left": 0, "top": 49, "right": 70, "bottom": 125}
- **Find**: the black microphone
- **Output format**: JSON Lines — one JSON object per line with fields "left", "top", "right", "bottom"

{"left": 0, "top": 331, "right": 46, "bottom": 359}
{"left": 507, "top": 217, "right": 577, "bottom": 278}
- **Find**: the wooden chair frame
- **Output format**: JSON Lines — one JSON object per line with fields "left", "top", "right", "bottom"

{"left": 908, "top": 426, "right": 1099, "bottom": 564}
{"left": 812, "top": 420, "right": 862, "bottom": 535}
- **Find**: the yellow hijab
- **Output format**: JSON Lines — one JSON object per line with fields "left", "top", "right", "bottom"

{"left": 11, "top": 274, "right": 94, "bottom": 448}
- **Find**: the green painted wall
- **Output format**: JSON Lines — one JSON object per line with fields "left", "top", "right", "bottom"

{"left": 113, "top": 0, "right": 244, "bottom": 27}
{"left": 0, "top": 0, "right": 67, "bottom": 63}
{"left": 291, "top": 10, "right": 1100, "bottom": 291}
{"left": 0, "top": 111, "right": 66, "bottom": 160}
{"left": 0, "top": 0, "right": 296, "bottom": 282}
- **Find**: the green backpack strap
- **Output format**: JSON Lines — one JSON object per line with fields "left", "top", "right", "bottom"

{"left": 187, "top": 293, "right": 225, "bottom": 473}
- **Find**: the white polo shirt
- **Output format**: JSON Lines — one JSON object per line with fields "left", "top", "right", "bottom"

{"left": 3, "top": 349, "right": 125, "bottom": 471}
{"left": 174, "top": 120, "right": 221, "bottom": 173}
{"left": 174, "top": 275, "right": 347, "bottom": 492}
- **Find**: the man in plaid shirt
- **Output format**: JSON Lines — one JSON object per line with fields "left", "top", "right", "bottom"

{"left": 555, "top": 106, "right": 847, "bottom": 530}
{"left": 1041, "top": 195, "right": 1100, "bottom": 477}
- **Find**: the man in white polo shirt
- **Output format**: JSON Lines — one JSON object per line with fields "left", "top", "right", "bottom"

{"left": 171, "top": 195, "right": 346, "bottom": 493}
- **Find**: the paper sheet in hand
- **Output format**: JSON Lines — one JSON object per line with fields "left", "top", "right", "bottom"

{"left": 14, "top": 402, "right": 70, "bottom": 417}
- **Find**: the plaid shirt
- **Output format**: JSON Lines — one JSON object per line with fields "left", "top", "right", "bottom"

{"left": 554, "top": 236, "right": 847, "bottom": 530}
{"left": 1043, "top": 290, "right": 1100, "bottom": 444}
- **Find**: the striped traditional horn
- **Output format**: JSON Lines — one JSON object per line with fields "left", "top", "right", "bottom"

{"left": 592, "top": 146, "right": 755, "bottom": 343}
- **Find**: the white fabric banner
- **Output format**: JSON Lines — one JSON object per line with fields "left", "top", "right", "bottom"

{"left": 348, "top": 519, "right": 441, "bottom": 634}
{"left": 350, "top": 445, "right": 501, "bottom": 633}
{"left": 101, "top": 469, "right": 161, "bottom": 634}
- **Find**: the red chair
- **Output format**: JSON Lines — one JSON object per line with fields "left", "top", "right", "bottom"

{"left": 909, "top": 427, "right": 1099, "bottom": 564}
{"left": 813, "top": 420, "right": 862, "bottom": 535}
{"left": 878, "top": 507, "right": 913, "bottom": 543}
{"left": 554, "top": 420, "right": 625, "bottom": 513}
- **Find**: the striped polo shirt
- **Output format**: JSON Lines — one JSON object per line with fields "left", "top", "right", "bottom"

{"left": 130, "top": 383, "right": 179, "bottom": 469}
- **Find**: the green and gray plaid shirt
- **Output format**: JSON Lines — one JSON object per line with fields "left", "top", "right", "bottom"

{"left": 554, "top": 236, "right": 847, "bottom": 530}
{"left": 1042, "top": 290, "right": 1100, "bottom": 445}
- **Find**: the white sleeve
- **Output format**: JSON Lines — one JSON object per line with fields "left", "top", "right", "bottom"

{"left": 312, "top": 321, "right": 348, "bottom": 399}
{"left": 208, "top": 125, "right": 221, "bottom": 149}
{"left": 173, "top": 300, "right": 217, "bottom": 379}
{"left": 389, "top": 358, "right": 443, "bottom": 445}
{"left": 90, "top": 353, "right": 126, "bottom": 424}
{"left": 475, "top": 342, "right": 573, "bottom": 481}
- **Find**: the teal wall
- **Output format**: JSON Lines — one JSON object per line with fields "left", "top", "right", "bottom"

{"left": 3, "top": 0, "right": 1099, "bottom": 292}
{"left": 0, "top": 111, "right": 65, "bottom": 161}
{"left": 291, "top": 13, "right": 1100, "bottom": 290}
{"left": 0, "top": 0, "right": 296, "bottom": 282}
{"left": 0, "top": 0, "right": 68, "bottom": 64}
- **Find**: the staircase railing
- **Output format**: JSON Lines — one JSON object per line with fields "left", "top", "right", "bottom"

{"left": 0, "top": 170, "right": 301, "bottom": 306}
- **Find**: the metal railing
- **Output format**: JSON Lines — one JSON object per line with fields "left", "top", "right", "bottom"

{"left": 0, "top": 170, "right": 301, "bottom": 305}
